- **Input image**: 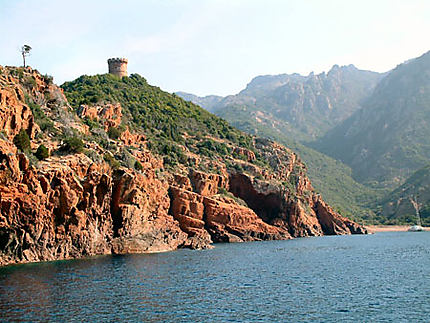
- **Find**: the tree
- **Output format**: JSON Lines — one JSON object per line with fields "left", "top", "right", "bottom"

{"left": 63, "top": 136, "right": 84, "bottom": 153}
{"left": 13, "top": 129, "right": 31, "bottom": 151}
{"left": 21, "top": 45, "right": 32, "bottom": 67}
{"left": 35, "top": 144, "right": 49, "bottom": 160}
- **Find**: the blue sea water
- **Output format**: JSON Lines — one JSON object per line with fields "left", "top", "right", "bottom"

{"left": 0, "top": 231, "right": 429, "bottom": 322}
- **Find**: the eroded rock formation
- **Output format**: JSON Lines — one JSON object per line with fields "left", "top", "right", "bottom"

{"left": 0, "top": 66, "right": 367, "bottom": 266}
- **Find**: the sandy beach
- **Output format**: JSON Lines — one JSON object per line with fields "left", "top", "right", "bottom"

{"left": 366, "top": 225, "right": 429, "bottom": 233}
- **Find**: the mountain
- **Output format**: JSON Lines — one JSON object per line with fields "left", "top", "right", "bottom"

{"left": 380, "top": 164, "right": 430, "bottom": 226}
{"left": 194, "top": 65, "right": 383, "bottom": 141}
{"left": 0, "top": 66, "right": 366, "bottom": 266}
{"left": 175, "top": 91, "right": 223, "bottom": 113}
{"left": 178, "top": 65, "right": 385, "bottom": 221}
{"left": 314, "top": 51, "right": 430, "bottom": 187}
{"left": 205, "top": 105, "right": 387, "bottom": 222}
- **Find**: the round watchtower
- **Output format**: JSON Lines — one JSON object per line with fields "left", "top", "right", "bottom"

{"left": 107, "top": 58, "right": 128, "bottom": 77}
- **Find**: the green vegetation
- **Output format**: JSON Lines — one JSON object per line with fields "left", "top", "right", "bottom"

{"left": 107, "top": 126, "right": 123, "bottom": 139}
{"left": 24, "top": 76, "right": 37, "bottom": 89}
{"left": 313, "top": 51, "right": 430, "bottom": 187}
{"left": 63, "top": 136, "right": 84, "bottom": 153}
{"left": 43, "top": 74, "right": 53, "bottom": 85}
{"left": 61, "top": 73, "right": 267, "bottom": 171}
{"left": 25, "top": 96, "right": 56, "bottom": 133}
{"left": 103, "top": 153, "right": 121, "bottom": 169}
{"left": 378, "top": 164, "right": 430, "bottom": 226}
{"left": 62, "top": 74, "right": 245, "bottom": 143}
{"left": 134, "top": 160, "right": 143, "bottom": 171}
{"left": 35, "top": 144, "right": 49, "bottom": 160}
{"left": 215, "top": 103, "right": 387, "bottom": 222}
{"left": 13, "top": 129, "right": 31, "bottom": 152}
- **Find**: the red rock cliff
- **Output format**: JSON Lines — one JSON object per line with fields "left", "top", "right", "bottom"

{"left": 0, "top": 66, "right": 367, "bottom": 266}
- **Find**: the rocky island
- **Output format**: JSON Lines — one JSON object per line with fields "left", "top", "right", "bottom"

{"left": 0, "top": 62, "right": 366, "bottom": 266}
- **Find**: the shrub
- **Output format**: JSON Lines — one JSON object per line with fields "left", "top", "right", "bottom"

{"left": 104, "top": 153, "right": 121, "bottom": 169}
{"left": 63, "top": 136, "right": 84, "bottom": 153}
{"left": 134, "top": 160, "right": 143, "bottom": 171}
{"left": 35, "top": 144, "right": 49, "bottom": 160}
{"left": 107, "top": 126, "right": 122, "bottom": 139}
{"left": 43, "top": 74, "right": 54, "bottom": 85}
{"left": 13, "top": 129, "right": 31, "bottom": 151}
{"left": 24, "top": 76, "right": 37, "bottom": 89}
{"left": 26, "top": 100, "right": 56, "bottom": 133}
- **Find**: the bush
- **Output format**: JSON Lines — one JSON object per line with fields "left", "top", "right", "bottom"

{"left": 134, "top": 160, "right": 143, "bottom": 171}
{"left": 35, "top": 144, "right": 49, "bottom": 160}
{"left": 107, "top": 126, "right": 122, "bottom": 139}
{"left": 63, "top": 136, "right": 84, "bottom": 153}
{"left": 26, "top": 99, "right": 56, "bottom": 133}
{"left": 104, "top": 153, "right": 121, "bottom": 169}
{"left": 13, "top": 129, "right": 31, "bottom": 151}
{"left": 24, "top": 76, "right": 37, "bottom": 89}
{"left": 43, "top": 74, "right": 54, "bottom": 85}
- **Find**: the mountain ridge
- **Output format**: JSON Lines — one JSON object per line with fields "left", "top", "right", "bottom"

{"left": 177, "top": 64, "right": 386, "bottom": 221}
{"left": 313, "top": 50, "right": 430, "bottom": 187}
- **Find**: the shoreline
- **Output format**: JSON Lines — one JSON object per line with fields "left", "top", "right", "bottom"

{"left": 366, "top": 225, "right": 429, "bottom": 233}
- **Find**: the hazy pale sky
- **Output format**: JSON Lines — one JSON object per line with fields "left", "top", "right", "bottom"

{"left": 1, "top": 0, "right": 429, "bottom": 96}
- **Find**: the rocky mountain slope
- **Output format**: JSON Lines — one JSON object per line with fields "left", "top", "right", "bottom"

{"left": 179, "top": 64, "right": 382, "bottom": 141}
{"left": 178, "top": 52, "right": 430, "bottom": 224}
{"left": 0, "top": 66, "right": 366, "bottom": 266}
{"left": 178, "top": 65, "right": 385, "bottom": 222}
{"left": 381, "top": 164, "right": 430, "bottom": 225}
{"left": 175, "top": 92, "right": 223, "bottom": 113}
{"left": 314, "top": 51, "right": 430, "bottom": 187}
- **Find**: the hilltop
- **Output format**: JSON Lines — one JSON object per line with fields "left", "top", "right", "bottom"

{"left": 179, "top": 64, "right": 383, "bottom": 141}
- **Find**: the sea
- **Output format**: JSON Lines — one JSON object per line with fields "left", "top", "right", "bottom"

{"left": 0, "top": 231, "right": 429, "bottom": 322}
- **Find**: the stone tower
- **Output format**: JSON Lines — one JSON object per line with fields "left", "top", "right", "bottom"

{"left": 107, "top": 58, "right": 128, "bottom": 77}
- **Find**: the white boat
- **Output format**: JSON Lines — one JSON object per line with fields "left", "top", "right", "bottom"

{"left": 408, "top": 225, "right": 424, "bottom": 232}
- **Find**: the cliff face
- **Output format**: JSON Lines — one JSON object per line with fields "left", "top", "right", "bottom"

{"left": 0, "top": 66, "right": 366, "bottom": 266}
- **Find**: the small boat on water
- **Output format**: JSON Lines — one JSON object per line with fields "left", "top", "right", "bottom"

{"left": 408, "top": 224, "right": 424, "bottom": 232}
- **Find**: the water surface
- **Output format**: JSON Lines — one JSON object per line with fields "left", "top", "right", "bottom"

{"left": 1, "top": 232, "right": 429, "bottom": 322}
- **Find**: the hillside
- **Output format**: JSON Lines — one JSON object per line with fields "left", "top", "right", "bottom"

{"left": 381, "top": 164, "right": 430, "bottom": 226}
{"left": 175, "top": 91, "right": 223, "bottom": 113}
{"left": 313, "top": 51, "right": 430, "bottom": 187}
{"left": 177, "top": 66, "right": 386, "bottom": 222}
{"left": 207, "top": 107, "right": 387, "bottom": 223}
{"left": 0, "top": 66, "right": 366, "bottom": 266}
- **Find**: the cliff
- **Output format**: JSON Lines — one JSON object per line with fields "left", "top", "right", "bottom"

{"left": 0, "top": 66, "right": 366, "bottom": 266}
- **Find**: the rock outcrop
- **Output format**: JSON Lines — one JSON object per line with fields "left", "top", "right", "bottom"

{"left": 0, "top": 66, "right": 367, "bottom": 266}
{"left": 0, "top": 72, "right": 38, "bottom": 140}
{"left": 0, "top": 139, "right": 188, "bottom": 266}
{"left": 77, "top": 103, "right": 122, "bottom": 131}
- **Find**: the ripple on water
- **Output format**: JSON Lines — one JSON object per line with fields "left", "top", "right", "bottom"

{"left": 0, "top": 232, "right": 429, "bottom": 322}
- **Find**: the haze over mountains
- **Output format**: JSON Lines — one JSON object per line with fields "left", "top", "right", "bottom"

{"left": 179, "top": 64, "right": 383, "bottom": 141}
{"left": 315, "top": 51, "right": 430, "bottom": 187}
{"left": 177, "top": 51, "right": 430, "bottom": 225}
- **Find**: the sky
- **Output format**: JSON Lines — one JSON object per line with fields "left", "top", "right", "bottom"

{"left": 0, "top": 0, "right": 429, "bottom": 96}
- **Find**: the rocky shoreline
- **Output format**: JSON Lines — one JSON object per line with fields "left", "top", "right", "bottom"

{"left": 0, "top": 66, "right": 367, "bottom": 266}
